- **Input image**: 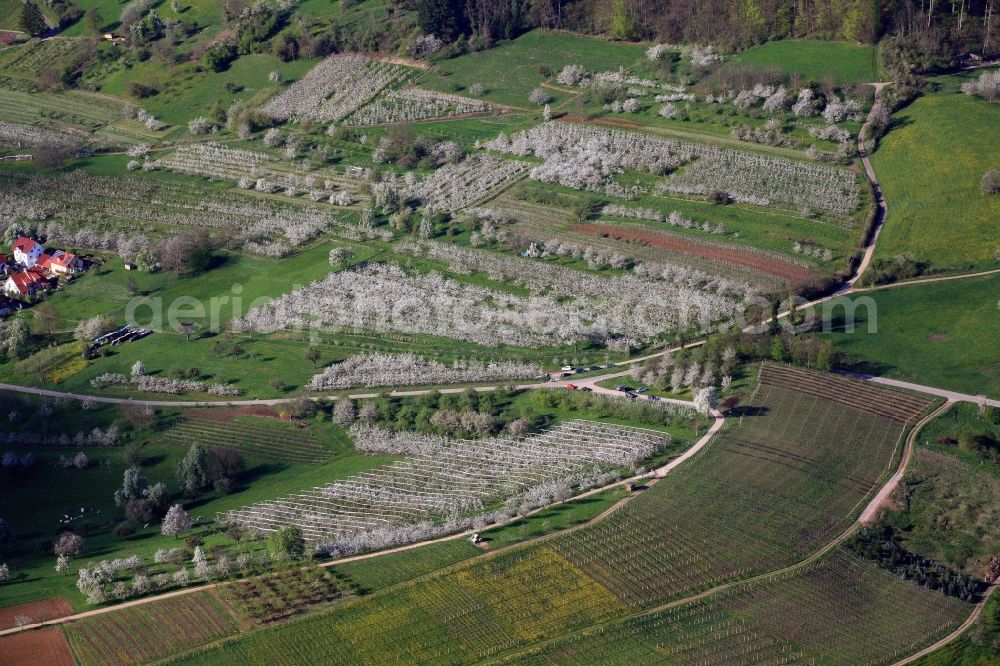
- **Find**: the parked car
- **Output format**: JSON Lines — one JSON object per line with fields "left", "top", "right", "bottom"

{"left": 648, "top": 395, "right": 661, "bottom": 401}
{"left": 560, "top": 365, "right": 573, "bottom": 371}
{"left": 605, "top": 363, "right": 616, "bottom": 368}
{"left": 561, "top": 372, "right": 573, "bottom": 378}
{"left": 565, "top": 384, "right": 577, "bottom": 390}
{"left": 581, "top": 387, "right": 593, "bottom": 392}
{"left": 616, "top": 385, "right": 633, "bottom": 392}
{"left": 588, "top": 365, "right": 600, "bottom": 371}
{"left": 636, "top": 387, "right": 648, "bottom": 393}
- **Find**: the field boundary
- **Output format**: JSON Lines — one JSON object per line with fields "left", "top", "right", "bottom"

{"left": 892, "top": 584, "right": 998, "bottom": 665}
{"left": 0, "top": 408, "right": 721, "bottom": 640}
{"left": 477, "top": 399, "right": 965, "bottom": 665}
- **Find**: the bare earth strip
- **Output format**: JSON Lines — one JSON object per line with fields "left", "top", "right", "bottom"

{"left": 0, "top": 627, "right": 73, "bottom": 666}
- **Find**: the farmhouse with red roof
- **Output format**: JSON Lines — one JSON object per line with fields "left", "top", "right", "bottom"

{"left": 12, "top": 237, "right": 45, "bottom": 268}
{"left": 46, "top": 250, "right": 83, "bottom": 275}
{"left": 4, "top": 267, "right": 54, "bottom": 299}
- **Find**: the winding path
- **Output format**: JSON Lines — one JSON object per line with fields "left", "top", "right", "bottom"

{"left": 892, "top": 584, "right": 998, "bottom": 666}
{"left": 0, "top": 407, "right": 725, "bottom": 638}
{"left": 843, "top": 82, "right": 890, "bottom": 292}
{"left": 0, "top": 74, "right": 992, "bottom": 664}
{"left": 858, "top": 401, "right": 952, "bottom": 524}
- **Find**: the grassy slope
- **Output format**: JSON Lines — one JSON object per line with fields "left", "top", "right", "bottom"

{"left": 96, "top": 55, "right": 319, "bottom": 127}
{"left": 893, "top": 447, "right": 999, "bottom": 575}
{"left": 891, "top": 403, "right": 1000, "bottom": 574}
{"left": 60, "top": 0, "right": 226, "bottom": 36}
{"left": 730, "top": 39, "right": 879, "bottom": 83}
{"left": 816, "top": 274, "right": 1000, "bottom": 398}
{"left": 418, "top": 30, "right": 648, "bottom": 108}
{"left": 0, "top": 418, "right": 392, "bottom": 611}
{"left": 0, "top": 0, "right": 22, "bottom": 31}
{"left": 871, "top": 78, "right": 1000, "bottom": 273}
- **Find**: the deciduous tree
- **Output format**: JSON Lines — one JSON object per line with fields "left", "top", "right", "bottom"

{"left": 161, "top": 504, "right": 192, "bottom": 538}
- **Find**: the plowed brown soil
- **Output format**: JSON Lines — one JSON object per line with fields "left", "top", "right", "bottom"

{"left": 0, "top": 628, "right": 73, "bottom": 666}
{"left": 570, "top": 222, "right": 813, "bottom": 284}
{"left": 0, "top": 598, "right": 73, "bottom": 630}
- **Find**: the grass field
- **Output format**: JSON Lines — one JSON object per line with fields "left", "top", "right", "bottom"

{"left": 418, "top": 30, "right": 648, "bottom": 108}
{"left": 918, "top": 402, "right": 1000, "bottom": 478}
{"left": 0, "top": 417, "right": 392, "bottom": 611}
{"left": 95, "top": 54, "right": 319, "bottom": 127}
{"left": 871, "top": 80, "right": 1000, "bottom": 273}
{"left": 889, "top": 446, "right": 999, "bottom": 575}
{"left": 815, "top": 274, "right": 1000, "bottom": 398}
{"left": 730, "top": 39, "right": 880, "bottom": 83}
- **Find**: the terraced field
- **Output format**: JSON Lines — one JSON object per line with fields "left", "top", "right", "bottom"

{"left": 162, "top": 412, "right": 333, "bottom": 464}
{"left": 549, "top": 363, "right": 933, "bottom": 607}
{"left": 169, "top": 365, "right": 938, "bottom": 665}
{"left": 64, "top": 591, "right": 239, "bottom": 666}
{"left": 0, "top": 89, "right": 125, "bottom": 136}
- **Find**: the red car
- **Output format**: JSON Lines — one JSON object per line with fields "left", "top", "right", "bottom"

{"left": 565, "top": 383, "right": 577, "bottom": 390}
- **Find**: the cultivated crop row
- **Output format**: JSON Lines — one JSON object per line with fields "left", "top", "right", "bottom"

{"left": 0, "top": 121, "right": 78, "bottom": 148}
{"left": 90, "top": 372, "right": 239, "bottom": 396}
{"left": 0, "top": 88, "right": 125, "bottom": 134}
{"left": 63, "top": 590, "right": 237, "bottom": 666}
{"left": 162, "top": 413, "right": 332, "bottom": 464}
{"left": 397, "top": 239, "right": 750, "bottom": 333}
{"left": 500, "top": 549, "right": 968, "bottom": 665}
{"left": 493, "top": 203, "right": 800, "bottom": 289}
{"left": 602, "top": 203, "right": 726, "bottom": 234}
{"left": 173, "top": 545, "right": 624, "bottom": 664}
{"left": 223, "top": 420, "right": 671, "bottom": 548}
{"left": 714, "top": 549, "right": 969, "bottom": 665}
{"left": 758, "top": 364, "right": 933, "bottom": 422}
{"left": 263, "top": 55, "right": 410, "bottom": 122}
{"left": 307, "top": 351, "right": 543, "bottom": 391}
{"left": 501, "top": 599, "right": 809, "bottom": 665}
{"left": 406, "top": 155, "right": 530, "bottom": 213}
{"left": 348, "top": 88, "right": 490, "bottom": 125}
{"left": 488, "top": 122, "right": 861, "bottom": 216}
{"left": 550, "top": 365, "right": 916, "bottom": 607}
{"left": 234, "top": 258, "right": 739, "bottom": 349}
{"left": 0, "top": 169, "right": 343, "bottom": 256}
{"left": 399, "top": 239, "right": 753, "bottom": 300}
{"left": 159, "top": 142, "right": 362, "bottom": 200}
